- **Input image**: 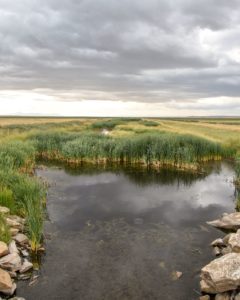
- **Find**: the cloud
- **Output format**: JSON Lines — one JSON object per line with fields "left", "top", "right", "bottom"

{"left": 0, "top": 0, "right": 240, "bottom": 115}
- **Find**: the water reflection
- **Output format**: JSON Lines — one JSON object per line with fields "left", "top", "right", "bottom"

{"left": 18, "top": 162, "right": 235, "bottom": 300}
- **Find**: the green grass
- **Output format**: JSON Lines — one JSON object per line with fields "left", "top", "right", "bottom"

{"left": 0, "top": 158, "right": 45, "bottom": 251}
{"left": 0, "top": 214, "right": 11, "bottom": 244}
{"left": 0, "top": 141, "right": 35, "bottom": 171}
{"left": 0, "top": 186, "right": 15, "bottom": 213}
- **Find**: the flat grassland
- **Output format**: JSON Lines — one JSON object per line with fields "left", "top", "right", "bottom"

{"left": 0, "top": 117, "right": 239, "bottom": 151}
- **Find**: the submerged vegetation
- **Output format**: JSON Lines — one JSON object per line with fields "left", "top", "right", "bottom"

{"left": 0, "top": 117, "right": 238, "bottom": 252}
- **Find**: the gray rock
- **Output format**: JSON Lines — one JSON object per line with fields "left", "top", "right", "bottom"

{"left": 8, "top": 240, "right": 19, "bottom": 255}
{"left": 213, "top": 246, "right": 221, "bottom": 256}
{"left": 10, "top": 297, "right": 26, "bottom": 300}
{"left": 19, "top": 259, "right": 33, "bottom": 273}
{"left": 201, "top": 253, "right": 240, "bottom": 293}
{"left": 0, "top": 253, "right": 22, "bottom": 272}
{"left": 13, "top": 233, "right": 29, "bottom": 246}
{"left": 211, "top": 238, "right": 225, "bottom": 247}
{"left": 207, "top": 213, "right": 240, "bottom": 231}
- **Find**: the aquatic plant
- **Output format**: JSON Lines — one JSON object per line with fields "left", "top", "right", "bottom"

{"left": 58, "top": 133, "right": 234, "bottom": 169}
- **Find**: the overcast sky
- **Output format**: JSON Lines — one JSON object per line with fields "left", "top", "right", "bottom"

{"left": 0, "top": 0, "right": 240, "bottom": 116}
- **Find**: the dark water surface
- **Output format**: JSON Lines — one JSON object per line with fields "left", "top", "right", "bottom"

{"left": 18, "top": 163, "right": 235, "bottom": 300}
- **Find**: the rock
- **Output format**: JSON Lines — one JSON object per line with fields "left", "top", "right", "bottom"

{"left": 0, "top": 242, "right": 9, "bottom": 257}
{"left": 0, "top": 253, "right": 22, "bottom": 271}
{"left": 9, "top": 298, "right": 26, "bottom": 300}
{"left": 7, "top": 215, "right": 25, "bottom": 225}
{"left": 215, "top": 292, "right": 231, "bottom": 299}
{"left": 8, "top": 241, "right": 19, "bottom": 255}
{"left": 0, "top": 206, "right": 10, "bottom": 214}
{"left": 1, "top": 282, "right": 17, "bottom": 296}
{"left": 223, "top": 234, "right": 232, "bottom": 245}
{"left": 213, "top": 246, "right": 221, "bottom": 256}
{"left": 228, "top": 230, "right": 240, "bottom": 252}
{"left": 207, "top": 213, "right": 240, "bottom": 231}
{"left": 18, "top": 273, "right": 31, "bottom": 280}
{"left": 200, "top": 280, "right": 214, "bottom": 293}
{"left": 19, "top": 259, "right": 33, "bottom": 273}
{"left": 0, "top": 268, "right": 15, "bottom": 295}
{"left": 6, "top": 218, "right": 23, "bottom": 231}
{"left": 171, "top": 270, "right": 182, "bottom": 280}
{"left": 20, "top": 249, "right": 29, "bottom": 257}
{"left": 10, "top": 228, "right": 19, "bottom": 236}
{"left": 8, "top": 271, "right": 17, "bottom": 278}
{"left": 13, "top": 233, "right": 29, "bottom": 246}
{"left": 211, "top": 238, "right": 225, "bottom": 247}
{"left": 221, "top": 246, "right": 232, "bottom": 256}
{"left": 201, "top": 253, "right": 240, "bottom": 293}
{"left": 199, "top": 296, "right": 210, "bottom": 300}
{"left": 235, "top": 292, "right": 240, "bottom": 300}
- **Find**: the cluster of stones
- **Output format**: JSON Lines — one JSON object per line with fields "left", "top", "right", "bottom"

{"left": 200, "top": 212, "right": 240, "bottom": 300}
{"left": 0, "top": 206, "right": 34, "bottom": 299}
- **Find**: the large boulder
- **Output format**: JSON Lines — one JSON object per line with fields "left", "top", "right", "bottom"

{"left": 200, "top": 253, "right": 240, "bottom": 293}
{"left": 0, "top": 268, "right": 15, "bottom": 295}
{"left": 207, "top": 213, "right": 240, "bottom": 231}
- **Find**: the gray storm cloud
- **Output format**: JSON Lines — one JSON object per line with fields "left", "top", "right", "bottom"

{"left": 0, "top": 0, "right": 240, "bottom": 108}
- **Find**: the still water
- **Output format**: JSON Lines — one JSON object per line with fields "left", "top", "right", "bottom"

{"left": 18, "top": 163, "right": 235, "bottom": 300}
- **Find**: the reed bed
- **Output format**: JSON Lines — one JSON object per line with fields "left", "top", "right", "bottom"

{"left": 31, "top": 131, "right": 235, "bottom": 170}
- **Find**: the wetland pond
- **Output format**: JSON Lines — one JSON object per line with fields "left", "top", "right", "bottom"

{"left": 18, "top": 162, "right": 235, "bottom": 300}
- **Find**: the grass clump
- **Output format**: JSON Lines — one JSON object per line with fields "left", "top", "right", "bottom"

{"left": 0, "top": 170, "right": 45, "bottom": 251}
{"left": 0, "top": 214, "right": 11, "bottom": 244}
{"left": 0, "top": 186, "right": 15, "bottom": 213}
{"left": 0, "top": 141, "right": 35, "bottom": 171}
